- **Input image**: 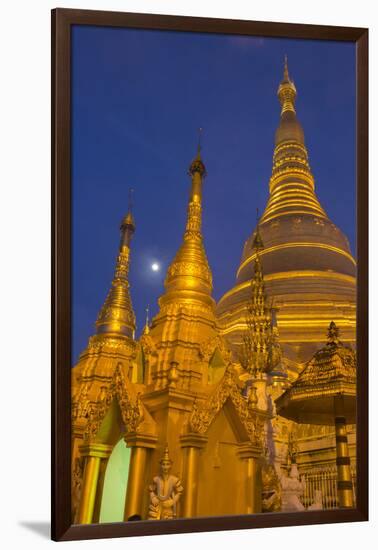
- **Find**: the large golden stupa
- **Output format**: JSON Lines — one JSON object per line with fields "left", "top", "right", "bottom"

{"left": 216, "top": 58, "right": 356, "bottom": 367}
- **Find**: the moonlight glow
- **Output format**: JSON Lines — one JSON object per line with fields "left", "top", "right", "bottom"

{"left": 151, "top": 262, "right": 160, "bottom": 272}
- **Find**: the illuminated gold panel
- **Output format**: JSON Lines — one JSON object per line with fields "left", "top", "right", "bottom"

{"left": 237, "top": 245, "right": 356, "bottom": 278}
{"left": 219, "top": 270, "right": 356, "bottom": 306}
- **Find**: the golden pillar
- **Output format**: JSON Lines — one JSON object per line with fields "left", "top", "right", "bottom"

{"left": 92, "top": 457, "right": 109, "bottom": 523}
{"left": 180, "top": 433, "right": 208, "bottom": 518}
{"left": 334, "top": 396, "right": 354, "bottom": 508}
{"left": 77, "top": 443, "right": 112, "bottom": 524}
{"left": 237, "top": 443, "right": 262, "bottom": 514}
{"left": 124, "top": 433, "right": 157, "bottom": 521}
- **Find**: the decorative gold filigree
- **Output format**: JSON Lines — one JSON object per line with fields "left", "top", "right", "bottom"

{"left": 167, "top": 259, "right": 212, "bottom": 283}
{"left": 96, "top": 246, "right": 136, "bottom": 335}
{"left": 185, "top": 202, "right": 202, "bottom": 235}
{"left": 72, "top": 456, "right": 84, "bottom": 522}
{"left": 189, "top": 366, "right": 264, "bottom": 446}
{"left": 239, "top": 227, "right": 281, "bottom": 377}
{"left": 83, "top": 363, "right": 143, "bottom": 441}
{"left": 139, "top": 333, "right": 158, "bottom": 356}
{"left": 262, "top": 461, "right": 281, "bottom": 512}
{"left": 199, "top": 335, "right": 232, "bottom": 364}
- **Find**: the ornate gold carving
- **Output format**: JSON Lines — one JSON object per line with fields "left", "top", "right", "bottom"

{"left": 284, "top": 322, "right": 356, "bottom": 403}
{"left": 199, "top": 335, "right": 232, "bottom": 363}
{"left": 189, "top": 366, "right": 264, "bottom": 446}
{"left": 96, "top": 240, "right": 136, "bottom": 336}
{"left": 185, "top": 202, "right": 202, "bottom": 235}
{"left": 262, "top": 461, "right": 281, "bottom": 512}
{"left": 167, "top": 258, "right": 212, "bottom": 282}
{"left": 167, "top": 361, "right": 180, "bottom": 389}
{"left": 71, "top": 456, "right": 84, "bottom": 522}
{"left": 83, "top": 363, "right": 143, "bottom": 441}
{"left": 139, "top": 333, "right": 158, "bottom": 356}
{"left": 239, "top": 227, "right": 282, "bottom": 377}
{"left": 72, "top": 383, "right": 91, "bottom": 421}
{"left": 85, "top": 334, "right": 136, "bottom": 355}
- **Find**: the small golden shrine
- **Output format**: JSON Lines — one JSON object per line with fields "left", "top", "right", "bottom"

{"left": 276, "top": 322, "right": 356, "bottom": 507}
{"left": 72, "top": 143, "right": 268, "bottom": 524}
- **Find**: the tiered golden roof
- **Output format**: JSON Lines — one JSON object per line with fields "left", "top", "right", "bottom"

{"left": 276, "top": 321, "right": 356, "bottom": 424}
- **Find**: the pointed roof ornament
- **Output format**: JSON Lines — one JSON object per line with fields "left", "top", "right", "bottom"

{"left": 189, "top": 128, "right": 206, "bottom": 176}
{"left": 327, "top": 321, "right": 340, "bottom": 345}
{"left": 121, "top": 188, "right": 136, "bottom": 237}
{"left": 283, "top": 54, "right": 290, "bottom": 82}
{"left": 277, "top": 55, "right": 297, "bottom": 115}
{"left": 128, "top": 187, "right": 134, "bottom": 212}
{"left": 197, "top": 126, "right": 203, "bottom": 156}
{"left": 143, "top": 304, "right": 150, "bottom": 335}
{"left": 252, "top": 209, "right": 264, "bottom": 252}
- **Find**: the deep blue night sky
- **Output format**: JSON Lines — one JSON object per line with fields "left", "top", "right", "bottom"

{"left": 71, "top": 26, "right": 356, "bottom": 364}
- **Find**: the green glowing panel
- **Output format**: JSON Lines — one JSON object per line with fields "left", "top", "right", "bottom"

{"left": 99, "top": 439, "right": 131, "bottom": 523}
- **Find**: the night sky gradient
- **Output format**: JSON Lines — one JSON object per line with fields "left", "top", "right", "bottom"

{"left": 72, "top": 25, "right": 356, "bottom": 364}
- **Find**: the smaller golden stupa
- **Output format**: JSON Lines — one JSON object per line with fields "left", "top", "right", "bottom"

{"left": 276, "top": 322, "right": 356, "bottom": 507}
{"left": 71, "top": 143, "right": 269, "bottom": 524}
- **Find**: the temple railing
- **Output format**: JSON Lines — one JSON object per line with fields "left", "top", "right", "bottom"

{"left": 301, "top": 465, "right": 357, "bottom": 509}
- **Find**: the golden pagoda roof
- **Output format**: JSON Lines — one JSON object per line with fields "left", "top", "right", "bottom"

{"left": 275, "top": 322, "right": 356, "bottom": 424}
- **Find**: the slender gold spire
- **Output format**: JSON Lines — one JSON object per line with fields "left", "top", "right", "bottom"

{"left": 277, "top": 55, "right": 297, "bottom": 115}
{"left": 96, "top": 194, "right": 136, "bottom": 338}
{"left": 260, "top": 58, "right": 326, "bottom": 223}
{"left": 283, "top": 55, "right": 289, "bottom": 81}
{"left": 143, "top": 304, "right": 150, "bottom": 335}
{"left": 162, "top": 136, "right": 212, "bottom": 303}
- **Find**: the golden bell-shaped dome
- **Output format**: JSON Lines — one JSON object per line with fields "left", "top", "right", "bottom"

{"left": 217, "top": 58, "right": 356, "bottom": 364}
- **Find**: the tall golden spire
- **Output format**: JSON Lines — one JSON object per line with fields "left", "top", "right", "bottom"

{"left": 260, "top": 56, "right": 326, "bottom": 223}
{"left": 96, "top": 195, "right": 136, "bottom": 338}
{"left": 240, "top": 226, "right": 272, "bottom": 376}
{"left": 162, "top": 132, "right": 213, "bottom": 304}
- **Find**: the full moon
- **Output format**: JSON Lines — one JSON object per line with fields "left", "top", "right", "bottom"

{"left": 151, "top": 262, "right": 160, "bottom": 272}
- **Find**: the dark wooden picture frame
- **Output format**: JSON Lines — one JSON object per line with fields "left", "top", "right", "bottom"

{"left": 52, "top": 8, "right": 368, "bottom": 542}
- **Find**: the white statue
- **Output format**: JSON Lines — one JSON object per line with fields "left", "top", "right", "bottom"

{"left": 280, "top": 462, "right": 305, "bottom": 512}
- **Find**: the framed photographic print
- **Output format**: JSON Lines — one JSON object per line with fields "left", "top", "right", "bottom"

{"left": 52, "top": 8, "right": 368, "bottom": 542}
